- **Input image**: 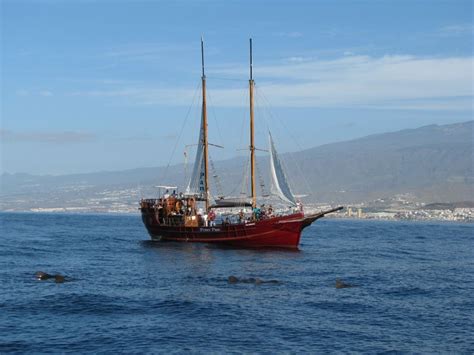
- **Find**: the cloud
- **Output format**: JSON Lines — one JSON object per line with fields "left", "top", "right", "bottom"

{"left": 275, "top": 31, "right": 303, "bottom": 38}
{"left": 68, "top": 54, "right": 474, "bottom": 111}
{"left": 15, "top": 90, "right": 29, "bottom": 96}
{"left": 285, "top": 56, "right": 313, "bottom": 63}
{"left": 15, "top": 90, "right": 54, "bottom": 97}
{"left": 39, "top": 90, "right": 53, "bottom": 97}
{"left": 68, "top": 87, "right": 197, "bottom": 106}
{"left": 0, "top": 129, "right": 97, "bottom": 144}
{"left": 114, "top": 133, "right": 177, "bottom": 142}
{"left": 438, "top": 24, "right": 474, "bottom": 37}
{"left": 208, "top": 55, "right": 474, "bottom": 110}
{"left": 102, "top": 42, "right": 196, "bottom": 62}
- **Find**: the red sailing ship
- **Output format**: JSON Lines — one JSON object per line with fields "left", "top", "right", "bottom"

{"left": 140, "top": 39, "right": 343, "bottom": 248}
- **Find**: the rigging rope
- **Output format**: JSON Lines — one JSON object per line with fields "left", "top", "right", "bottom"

{"left": 209, "top": 154, "right": 224, "bottom": 199}
{"left": 255, "top": 159, "right": 268, "bottom": 197}
{"left": 237, "top": 81, "right": 252, "bottom": 199}
{"left": 206, "top": 89, "right": 225, "bottom": 148}
{"left": 255, "top": 86, "right": 316, "bottom": 200}
{"left": 161, "top": 81, "right": 201, "bottom": 186}
{"left": 240, "top": 155, "right": 251, "bottom": 198}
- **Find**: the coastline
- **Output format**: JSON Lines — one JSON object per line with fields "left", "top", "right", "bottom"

{"left": 1, "top": 208, "right": 472, "bottom": 223}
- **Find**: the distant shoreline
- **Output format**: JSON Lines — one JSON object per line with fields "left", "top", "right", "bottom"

{"left": 1, "top": 209, "right": 472, "bottom": 224}
{"left": 325, "top": 215, "right": 473, "bottom": 224}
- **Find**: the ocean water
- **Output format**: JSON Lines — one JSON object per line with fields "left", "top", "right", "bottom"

{"left": 0, "top": 212, "right": 473, "bottom": 353}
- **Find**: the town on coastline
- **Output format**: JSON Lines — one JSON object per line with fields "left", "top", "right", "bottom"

{"left": 2, "top": 186, "right": 472, "bottom": 223}
{"left": 320, "top": 205, "right": 474, "bottom": 223}
{"left": 315, "top": 195, "right": 474, "bottom": 222}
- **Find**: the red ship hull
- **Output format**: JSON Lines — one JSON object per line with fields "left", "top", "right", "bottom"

{"left": 140, "top": 207, "right": 341, "bottom": 248}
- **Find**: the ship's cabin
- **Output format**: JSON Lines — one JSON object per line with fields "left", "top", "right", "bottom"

{"left": 139, "top": 187, "right": 281, "bottom": 227}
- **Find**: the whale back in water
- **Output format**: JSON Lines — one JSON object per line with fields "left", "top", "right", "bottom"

{"left": 335, "top": 278, "right": 356, "bottom": 289}
{"left": 227, "top": 276, "right": 280, "bottom": 285}
{"left": 35, "top": 271, "right": 67, "bottom": 283}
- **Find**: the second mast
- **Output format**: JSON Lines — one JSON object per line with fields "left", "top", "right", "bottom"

{"left": 201, "top": 38, "right": 210, "bottom": 211}
{"left": 249, "top": 38, "right": 257, "bottom": 209}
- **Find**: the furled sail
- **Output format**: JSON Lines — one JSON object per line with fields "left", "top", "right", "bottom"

{"left": 186, "top": 114, "right": 206, "bottom": 197}
{"left": 269, "top": 133, "right": 297, "bottom": 206}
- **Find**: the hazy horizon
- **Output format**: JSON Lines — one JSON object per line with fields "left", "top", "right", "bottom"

{"left": 1, "top": 119, "right": 472, "bottom": 177}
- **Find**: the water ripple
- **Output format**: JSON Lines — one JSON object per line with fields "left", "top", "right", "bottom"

{"left": 0, "top": 213, "right": 473, "bottom": 353}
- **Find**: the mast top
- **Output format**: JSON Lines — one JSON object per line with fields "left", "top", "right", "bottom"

{"left": 201, "top": 36, "right": 205, "bottom": 78}
{"left": 249, "top": 38, "right": 253, "bottom": 81}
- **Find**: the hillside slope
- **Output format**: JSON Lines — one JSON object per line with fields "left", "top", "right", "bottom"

{"left": 1, "top": 121, "right": 472, "bottom": 210}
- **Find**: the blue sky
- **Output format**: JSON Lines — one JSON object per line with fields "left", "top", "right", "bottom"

{"left": 1, "top": 0, "right": 473, "bottom": 175}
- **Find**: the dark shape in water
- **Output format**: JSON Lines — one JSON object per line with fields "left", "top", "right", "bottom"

{"left": 228, "top": 275, "right": 280, "bottom": 285}
{"left": 35, "top": 271, "right": 53, "bottom": 280}
{"left": 54, "top": 275, "right": 66, "bottom": 283}
{"left": 228, "top": 275, "right": 239, "bottom": 284}
{"left": 335, "top": 278, "right": 356, "bottom": 289}
{"left": 35, "top": 271, "right": 67, "bottom": 283}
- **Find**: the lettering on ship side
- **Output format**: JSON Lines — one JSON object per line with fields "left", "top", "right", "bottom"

{"left": 199, "top": 227, "right": 222, "bottom": 232}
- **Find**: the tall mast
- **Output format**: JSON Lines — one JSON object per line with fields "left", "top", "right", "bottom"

{"left": 201, "top": 37, "right": 210, "bottom": 211}
{"left": 249, "top": 38, "right": 257, "bottom": 209}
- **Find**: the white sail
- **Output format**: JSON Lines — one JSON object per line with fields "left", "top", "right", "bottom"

{"left": 269, "top": 133, "right": 297, "bottom": 206}
{"left": 186, "top": 114, "right": 206, "bottom": 197}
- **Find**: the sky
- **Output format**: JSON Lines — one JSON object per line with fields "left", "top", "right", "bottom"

{"left": 1, "top": 0, "right": 473, "bottom": 175}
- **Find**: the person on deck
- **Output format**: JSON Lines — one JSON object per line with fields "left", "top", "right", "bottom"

{"left": 253, "top": 207, "right": 261, "bottom": 220}
{"left": 296, "top": 200, "right": 303, "bottom": 212}
{"left": 208, "top": 210, "right": 216, "bottom": 226}
{"left": 238, "top": 210, "right": 244, "bottom": 224}
{"left": 268, "top": 205, "right": 273, "bottom": 216}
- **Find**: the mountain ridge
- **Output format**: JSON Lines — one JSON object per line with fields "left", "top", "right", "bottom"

{"left": 3, "top": 120, "right": 471, "bottom": 178}
{"left": 1, "top": 121, "right": 472, "bottom": 210}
